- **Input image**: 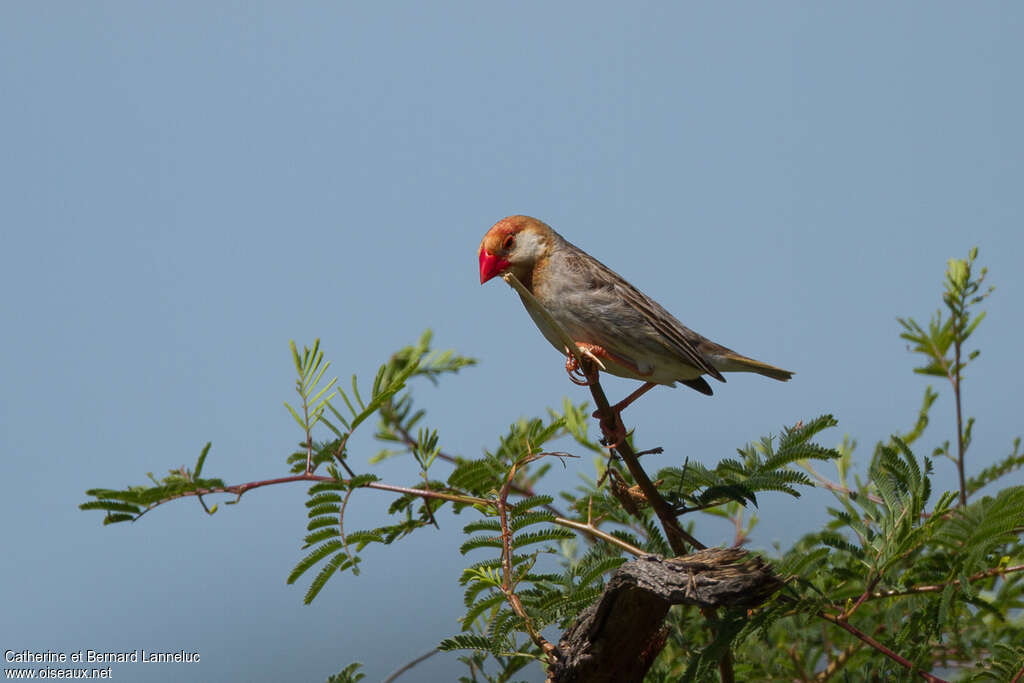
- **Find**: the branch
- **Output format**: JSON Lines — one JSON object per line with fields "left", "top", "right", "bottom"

{"left": 803, "top": 464, "right": 885, "bottom": 507}
{"left": 585, "top": 361, "right": 739, "bottom": 683}
{"left": 840, "top": 573, "right": 882, "bottom": 621}
{"left": 814, "top": 642, "right": 860, "bottom": 682}
{"left": 497, "top": 457, "right": 558, "bottom": 664}
{"left": 551, "top": 549, "right": 782, "bottom": 683}
{"left": 866, "top": 563, "right": 1024, "bottom": 601}
{"left": 582, "top": 368, "right": 704, "bottom": 555}
{"left": 953, "top": 320, "right": 966, "bottom": 507}
{"left": 390, "top": 421, "right": 570, "bottom": 520}
{"left": 123, "top": 459, "right": 654, "bottom": 565}
{"left": 500, "top": 271, "right": 728, "bottom": 679}
{"left": 553, "top": 515, "right": 645, "bottom": 558}
{"left": 816, "top": 611, "right": 949, "bottom": 683}
{"left": 133, "top": 473, "right": 493, "bottom": 521}
{"left": 382, "top": 649, "right": 440, "bottom": 683}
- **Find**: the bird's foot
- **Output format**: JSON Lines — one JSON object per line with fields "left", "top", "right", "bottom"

{"left": 565, "top": 354, "right": 591, "bottom": 385}
{"left": 591, "top": 382, "right": 658, "bottom": 420}
{"left": 597, "top": 412, "right": 629, "bottom": 448}
{"left": 564, "top": 342, "right": 608, "bottom": 385}
{"left": 591, "top": 382, "right": 658, "bottom": 448}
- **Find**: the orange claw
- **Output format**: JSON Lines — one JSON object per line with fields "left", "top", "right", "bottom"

{"left": 565, "top": 350, "right": 593, "bottom": 385}
{"left": 560, "top": 343, "right": 657, "bottom": 449}
{"left": 565, "top": 341, "right": 637, "bottom": 386}
{"left": 597, "top": 411, "right": 628, "bottom": 448}
{"left": 593, "top": 381, "right": 658, "bottom": 448}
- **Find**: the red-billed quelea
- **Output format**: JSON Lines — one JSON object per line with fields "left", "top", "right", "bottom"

{"left": 478, "top": 215, "right": 792, "bottom": 431}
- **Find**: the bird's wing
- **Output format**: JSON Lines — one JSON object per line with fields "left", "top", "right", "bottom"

{"left": 562, "top": 241, "right": 726, "bottom": 382}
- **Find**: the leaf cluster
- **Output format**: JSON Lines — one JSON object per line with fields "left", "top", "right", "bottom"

{"left": 654, "top": 414, "right": 841, "bottom": 513}
{"left": 81, "top": 443, "right": 224, "bottom": 523}
{"left": 81, "top": 247, "right": 1024, "bottom": 683}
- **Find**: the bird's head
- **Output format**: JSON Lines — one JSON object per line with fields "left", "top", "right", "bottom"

{"left": 478, "top": 215, "right": 553, "bottom": 285}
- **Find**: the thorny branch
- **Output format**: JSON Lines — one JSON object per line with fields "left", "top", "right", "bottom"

{"left": 575, "top": 352, "right": 741, "bottom": 681}
{"left": 557, "top": 346, "right": 955, "bottom": 682}
{"left": 140, "top": 457, "right": 964, "bottom": 683}
{"left": 816, "top": 610, "right": 949, "bottom": 683}
{"left": 389, "top": 421, "right": 570, "bottom": 520}
{"left": 579, "top": 359, "right": 705, "bottom": 555}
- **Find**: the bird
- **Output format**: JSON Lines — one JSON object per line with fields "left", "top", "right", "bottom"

{"left": 478, "top": 215, "right": 792, "bottom": 438}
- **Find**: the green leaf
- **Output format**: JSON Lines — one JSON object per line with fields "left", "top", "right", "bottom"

{"left": 509, "top": 495, "right": 555, "bottom": 514}
{"left": 511, "top": 528, "right": 575, "bottom": 549}
{"left": 460, "top": 536, "right": 503, "bottom": 555}
{"left": 509, "top": 510, "right": 556, "bottom": 532}
{"left": 438, "top": 633, "right": 499, "bottom": 655}
{"left": 287, "top": 540, "right": 343, "bottom": 584}
{"left": 304, "top": 552, "right": 356, "bottom": 604}
{"left": 463, "top": 519, "right": 502, "bottom": 534}
{"left": 284, "top": 401, "right": 306, "bottom": 429}
{"left": 326, "top": 662, "right": 365, "bottom": 683}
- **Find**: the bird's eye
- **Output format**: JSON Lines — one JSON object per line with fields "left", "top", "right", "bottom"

{"left": 501, "top": 234, "right": 515, "bottom": 251}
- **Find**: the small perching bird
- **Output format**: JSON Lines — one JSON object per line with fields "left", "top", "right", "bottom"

{"left": 478, "top": 215, "right": 792, "bottom": 426}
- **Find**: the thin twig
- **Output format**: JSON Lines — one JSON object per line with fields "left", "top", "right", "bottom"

{"left": 866, "top": 563, "right": 1024, "bottom": 601}
{"left": 804, "top": 464, "right": 885, "bottom": 507}
{"left": 337, "top": 486, "right": 357, "bottom": 571}
{"left": 817, "top": 611, "right": 949, "bottom": 683}
{"left": 392, "top": 421, "right": 570, "bottom": 520}
{"left": 918, "top": 310, "right": 965, "bottom": 507}
{"left": 552, "top": 516, "right": 645, "bottom": 557}
{"left": 332, "top": 433, "right": 356, "bottom": 478}
{"left": 953, "top": 330, "right": 966, "bottom": 507}
{"left": 787, "top": 643, "right": 810, "bottom": 682}
{"left": 497, "top": 457, "right": 558, "bottom": 664}
{"left": 731, "top": 506, "right": 748, "bottom": 548}
{"left": 131, "top": 462, "right": 644, "bottom": 560}
{"left": 841, "top": 574, "right": 882, "bottom": 621}
{"left": 133, "top": 473, "right": 493, "bottom": 521}
{"left": 814, "top": 642, "right": 860, "bottom": 682}
{"left": 382, "top": 648, "right": 441, "bottom": 683}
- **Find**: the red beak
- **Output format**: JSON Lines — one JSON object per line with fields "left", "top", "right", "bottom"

{"left": 479, "top": 249, "right": 510, "bottom": 284}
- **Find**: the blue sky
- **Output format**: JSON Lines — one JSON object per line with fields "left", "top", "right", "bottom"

{"left": 2, "top": 3, "right": 1021, "bottom": 681}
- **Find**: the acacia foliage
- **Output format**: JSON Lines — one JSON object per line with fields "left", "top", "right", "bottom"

{"left": 82, "top": 249, "right": 1024, "bottom": 681}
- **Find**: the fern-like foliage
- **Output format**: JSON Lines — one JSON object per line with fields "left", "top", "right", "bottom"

{"left": 967, "top": 437, "right": 1024, "bottom": 497}
{"left": 964, "top": 643, "right": 1024, "bottom": 682}
{"left": 82, "top": 248, "right": 1024, "bottom": 683}
{"left": 371, "top": 329, "right": 476, "bottom": 463}
{"left": 325, "top": 662, "right": 365, "bottom": 683}
{"left": 80, "top": 443, "right": 225, "bottom": 523}
{"left": 656, "top": 414, "right": 841, "bottom": 512}
{"left": 82, "top": 331, "right": 480, "bottom": 608}
{"left": 447, "top": 415, "right": 568, "bottom": 501}
{"left": 284, "top": 339, "right": 337, "bottom": 439}
{"left": 286, "top": 333, "right": 477, "bottom": 602}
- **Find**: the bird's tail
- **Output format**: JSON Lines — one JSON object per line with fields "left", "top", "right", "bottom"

{"left": 711, "top": 351, "right": 794, "bottom": 382}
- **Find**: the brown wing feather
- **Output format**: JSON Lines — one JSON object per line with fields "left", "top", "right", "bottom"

{"left": 681, "top": 377, "right": 714, "bottom": 395}
{"left": 560, "top": 238, "right": 725, "bottom": 382}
